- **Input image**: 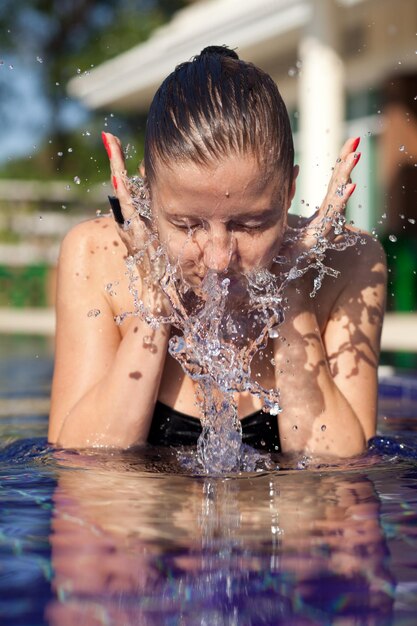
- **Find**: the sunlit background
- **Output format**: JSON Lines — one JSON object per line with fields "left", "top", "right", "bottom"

{"left": 0, "top": 0, "right": 416, "bottom": 366}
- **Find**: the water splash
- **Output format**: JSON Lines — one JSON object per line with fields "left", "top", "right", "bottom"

{"left": 119, "top": 176, "right": 360, "bottom": 474}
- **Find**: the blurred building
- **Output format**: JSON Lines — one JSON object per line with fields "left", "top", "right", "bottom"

{"left": 0, "top": 0, "right": 414, "bottom": 352}
{"left": 68, "top": 0, "right": 417, "bottom": 334}
{"left": 69, "top": 0, "right": 417, "bottom": 229}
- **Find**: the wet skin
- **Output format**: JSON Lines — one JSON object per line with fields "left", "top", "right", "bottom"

{"left": 48, "top": 136, "right": 386, "bottom": 456}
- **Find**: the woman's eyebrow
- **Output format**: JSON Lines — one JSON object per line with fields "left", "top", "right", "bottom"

{"left": 230, "top": 207, "right": 280, "bottom": 220}
{"left": 165, "top": 208, "right": 279, "bottom": 220}
{"left": 164, "top": 212, "right": 200, "bottom": 220}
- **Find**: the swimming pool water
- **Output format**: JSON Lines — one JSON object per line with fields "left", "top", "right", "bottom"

{"left": 1, "top": 334, "right": 417, "bottom": 626}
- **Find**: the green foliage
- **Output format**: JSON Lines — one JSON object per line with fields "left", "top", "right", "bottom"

{"left": 0, "top": 229, "right": 21, "bottom": 244}
{"left": 0, "top": 112, "right": 147, "bottom": 186}
{"left": 0, "top": 264, "right": 50, "bottom": 307}
{"left": 0, "top": 0, "right": 186, "bottom": 183}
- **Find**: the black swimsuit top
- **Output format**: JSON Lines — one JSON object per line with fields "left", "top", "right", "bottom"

{"left": 147, "top": 401, "right": 280, "bottom": 453}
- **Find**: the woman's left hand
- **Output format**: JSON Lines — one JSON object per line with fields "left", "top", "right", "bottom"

{"left": 279, "top": 136, "right": 361, "bottom": 266}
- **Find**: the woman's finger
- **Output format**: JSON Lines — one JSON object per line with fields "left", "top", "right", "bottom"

{"left": 102, "top": 131, "right": 135, "bottom": 220}
{"left": 298, "top": 138, "right": 360, "bottom": 247}
{"left": 326, "top": 137, "right": 361, "bottom": 203}
{"left": 317, "top": 137, "right": 361, "bottom": 218}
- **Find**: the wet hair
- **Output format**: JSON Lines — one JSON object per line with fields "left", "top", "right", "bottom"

{"left": 144, "top": 45, "right": 294, "bottom": 191}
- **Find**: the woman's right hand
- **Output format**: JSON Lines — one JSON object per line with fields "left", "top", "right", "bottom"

{"left": 102, "top": 131, "right": 172, "bottom": 318}
{"left": 102, "top": 131, "right": 153, "bottom": 255}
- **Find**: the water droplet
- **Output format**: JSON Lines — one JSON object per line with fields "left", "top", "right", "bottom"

{"left": 68, "top": 148, "right": 73, "bottom": 153}
{"left": 269, "top": 403, "right": 280, "bottom": 416}
{"left": 105, "top": 282, "right": 118, "bottom": 296}
{"left": 39, "top": 215, "right": 43, "bottom": 220}
{"left": 73, "top": 176, "right": 81, "bottom": 185}
{"left": 292, "top": 424, "right": 298, "bottom": 431}
{"left": 87, "top": 309, "right": 101, "bottom": 318}
{"left": 36, "top": 56, "right": 43, "bottom": 63}
{"left": 268, "top": 327, "right": 279, "bottom": 339}
{"left": 297, "top": 458, "right": 308, "bottom": 470}
{"left": 388, "top": 234, "right": 397, "bottom": 242}
{"left": 55, "top": 81, "right": 60, "bottom": 86}
{"left": 76, "top": 68, "right": 81, "bottom": 74}
{"left": 0, "top": 60, "right": 4, "bottom": 66}
{"left": 57, "top": 151, "right": 63, "bottom": 157}
{"left": 399, "top": 145, "right": 405, "bottom": 152}
{"left": 408, "top": 218, "right": 416, "bottom": 224}
{"left": 321, "top": 424, "right": 326, "bottom": 431}
{"left": 65, "top": 185, "right": 71, "bottom": 191}
{"left": 336, "top": 183, "right": 346, "bottom": 197}
{"left": 9, "top": 64, "right": 14, "bottom": 70}
{"left": 61, "top": 205, "right": 67, "bottom": 210}
{"left": 143, "top": 335, "right": 152, "bottom": 346}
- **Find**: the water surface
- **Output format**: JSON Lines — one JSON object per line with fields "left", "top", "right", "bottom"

{"left": 1, "top": 334, "right": 417, "bottom": 625}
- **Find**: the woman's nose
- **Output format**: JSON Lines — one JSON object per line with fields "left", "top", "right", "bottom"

{"left": 203, "top": 229, "right": 235, "bottom": 272}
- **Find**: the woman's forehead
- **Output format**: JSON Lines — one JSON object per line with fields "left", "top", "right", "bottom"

{"left": 151, "top": 154, "right": 286, "bottom": 200}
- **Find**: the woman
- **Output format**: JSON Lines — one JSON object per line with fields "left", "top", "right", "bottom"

{"left": 48, "top": 46, "right": 386, "bottom": 456}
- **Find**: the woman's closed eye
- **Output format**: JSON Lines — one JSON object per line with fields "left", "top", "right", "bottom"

{"left": 171, "top": 221, "right": 201, "bottom": 232}
{"left": 169, "top": 218, "right": 271, "bottom": 234}
{"left": 229, "top": 221, "right": 267, "bottom": 233}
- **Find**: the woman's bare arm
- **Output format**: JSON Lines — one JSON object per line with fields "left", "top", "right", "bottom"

{"left": 274, "top": 137, "right": 386, "bottom": 457}
{"left": 275, "top": 234, "right": 386, "bottom": 458}
{"left": 48, "top": 220, "right": 171, "bottom": 448}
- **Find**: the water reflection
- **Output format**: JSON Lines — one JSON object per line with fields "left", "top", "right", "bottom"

{"left": 45, "top": 450, "right": 395, "bottom": 625}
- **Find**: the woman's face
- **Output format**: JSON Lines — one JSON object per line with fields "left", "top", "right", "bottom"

{"left": 151, "top": 154, "right": 296, "bottom": 286}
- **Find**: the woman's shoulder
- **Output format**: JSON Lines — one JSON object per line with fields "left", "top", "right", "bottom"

{"left": 286, "top": 213, "right": 386, "bottom": 282}
{"left": 59, "top": 214, "right": 126, "bottom": 269}
{"left": 309, "top": 226, "right": 387, "bottom": 328}
{"left": 321, "top": 229, "right": 387, "bottom": 322}
{"left": 60, "top": 213, "right": 121, "bottom": 249}
{"left": 329, "top": 228, "right": 387, "bottom": 278}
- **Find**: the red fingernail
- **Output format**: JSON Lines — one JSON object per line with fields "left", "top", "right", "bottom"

{"left": 102, "top": 131, "right": 111, "bottom": 158}
{"left": 353, "top": 152, "right": 361, "bottom": 165}
{"left": 347, "top": 183, "right": 356, "bottom": 197}
{"left": 352, "top": 137, "right": 360, "bottom": 152}
{"left": 112, "top": 175, "right": 118, "bottom": 190}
